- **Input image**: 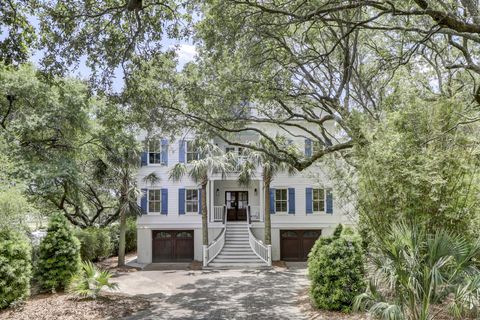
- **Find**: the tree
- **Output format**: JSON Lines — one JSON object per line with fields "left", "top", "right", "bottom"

{"left": 237, "top": 137, "right": 297, "bottom": 245}
{"left": 36, "top": 213, "right": 81, "bottom": 290}
{"left": 355, "top": 221, "right": 480, "bottom": 320}
{"left": 169, "top": 141, "right": 234, "bottom": 246}
{"left": 353, "top": 91, "right": 480, "bottom": 242}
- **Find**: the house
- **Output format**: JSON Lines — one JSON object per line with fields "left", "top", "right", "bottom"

{"left": 136, "top": 124, "right": 352, "bottom": 267}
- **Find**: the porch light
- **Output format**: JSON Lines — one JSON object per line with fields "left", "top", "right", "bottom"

{"left": 216, "top": 188, "right": 219, "bottom": 197}
{"left": 254, "top": 188, "right": 257, "bottom": 196}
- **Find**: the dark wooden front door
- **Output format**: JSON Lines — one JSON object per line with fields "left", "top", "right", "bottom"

{"left": 152, "top": 230, "right": 194, "bottom": 262}
{"left": 280, "top": 230, "right": 322, "bottom": 261}
{"left": 226, "top": 191, "right": 248, "bottom": 221}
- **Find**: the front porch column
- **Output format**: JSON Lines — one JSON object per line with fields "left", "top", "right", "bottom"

{"left": 259, "top": 179, "right": 264, "bottom": 222}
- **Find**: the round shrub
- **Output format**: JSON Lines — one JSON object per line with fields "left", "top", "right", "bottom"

{"left": 0, "top": 228, "right": 32, "bottom": 309}
{"left": 36, "top": 214, "right": 81, "bottom": 291}
{"left": 76, "top": 227, "right": 112, "bottom": 261}
{"left": 308, "top": 231, "right": 365, "bottom": 312}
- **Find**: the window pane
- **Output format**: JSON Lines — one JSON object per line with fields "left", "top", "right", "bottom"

{"left": 176, "top": 231, "right": 192, "bottom": 238}
{"left": 303, "top": 230, "right": 321, "bottom": 238}
{"left": 281, "top": 231, "right": 298, "bottom": 238}
{"left": 149, "top": 140, "right": 160, "bottom": 152}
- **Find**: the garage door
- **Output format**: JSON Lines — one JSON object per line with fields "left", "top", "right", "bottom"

{"left": 280, "top": 230, "right": 321, "bottom": 261}
{"left": 152, "top": 230, "right": 194, "bottom": 262}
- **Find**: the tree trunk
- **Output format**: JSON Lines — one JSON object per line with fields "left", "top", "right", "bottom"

{"left": 118, "top": 206, "right": 127, "bottom": 267}
{"left": 264, "top": 174, "right": 272, "bottom": 245}
{"left": 202, "top": 182, "right": 208, "bottom": 246}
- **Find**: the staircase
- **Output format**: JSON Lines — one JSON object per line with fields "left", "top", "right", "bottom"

{"left": 208, "top": 222, "right": 267, "bottom": 268}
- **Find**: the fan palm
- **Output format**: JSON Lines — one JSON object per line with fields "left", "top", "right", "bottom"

{"left": 236, "top": 138, "right": 297, "bottom": 245}
{"left": 354, "top": 221, "right": 480, "bottom": 320}
{"left": 169, "top": 140, "right": 235, "bottom": 245}
{"left": 68, "top": 261, "right": 118, "bottom": 299}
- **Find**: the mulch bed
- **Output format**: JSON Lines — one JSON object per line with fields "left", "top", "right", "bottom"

{"left": 95, "top": 252, "right": 139, "bottom": 272}
{"left": 0, "top": 293, "right": 150, "bottom": 320}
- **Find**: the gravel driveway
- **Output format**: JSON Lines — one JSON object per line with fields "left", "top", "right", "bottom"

{"left": 114, "top": 264, "right": 309, "bottom": 320}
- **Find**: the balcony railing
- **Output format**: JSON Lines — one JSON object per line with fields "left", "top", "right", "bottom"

{"left": 213, "top": 205, "right": 226, "bottom": 222}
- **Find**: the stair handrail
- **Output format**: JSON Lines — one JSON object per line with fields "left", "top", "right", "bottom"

{"left": 247, "top": 226, "right": 272, "bottom": 266}
{"left": 203, "top": 206, "right": 227, "bottom": 266}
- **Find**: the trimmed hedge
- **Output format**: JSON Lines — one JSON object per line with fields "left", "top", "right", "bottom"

{"left": 36, "top": 214, "right": 81, "bottom": 290}
{"left": 0, "top": 228, "right": 32, "bottom": 309}
{"left": 76, "top": 227, "right": 112, "bottom": 262}
{"left": 308, "top": 226, "right": 365, "bottom": 312}
{"left": 109, "top": 218, "right": 137, "bottom": 256}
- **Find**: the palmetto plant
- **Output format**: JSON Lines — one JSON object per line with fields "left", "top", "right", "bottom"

{"left": 169, "top": 140, "right": 235, "bottom": 245}
{"left": 236, "top": 137, "right": 297, "bottom": 245}
{"left": 354, "top": 221, "right": 480, "bottom": 320}
{"left": 68, "top": 261, "right": 118, "bottom": 299}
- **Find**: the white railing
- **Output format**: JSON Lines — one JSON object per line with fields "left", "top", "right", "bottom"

{"left": 248, "top": 205, "right": 262, "bottom": 221}
{"left": 203, "top": 228, "right": 226, "bottom": 266}
{"left": 213, "top": 206, "right": 226, "bottom": 222}
{"left": 247, "top": 228, "right": 272, "bottom": 266}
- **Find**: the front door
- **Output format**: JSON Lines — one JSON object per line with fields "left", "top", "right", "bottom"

{"left": 225, "top": 191, "right": 248, "bottom": 221}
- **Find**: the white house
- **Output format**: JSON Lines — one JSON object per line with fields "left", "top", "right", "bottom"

{"left": 136, "top": 123, "right": 352, "bottom": 267}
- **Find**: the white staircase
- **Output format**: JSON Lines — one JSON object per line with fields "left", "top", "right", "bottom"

{"left": 208, "top": 222, "right": 268, "bottom": 268}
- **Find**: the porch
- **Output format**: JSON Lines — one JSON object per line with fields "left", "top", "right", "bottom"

{"left": 207, "top": 179, "right": 264, "bottom": 223}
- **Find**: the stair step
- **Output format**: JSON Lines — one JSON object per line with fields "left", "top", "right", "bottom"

{"left": 216, "top": 255, "right": 258, "bottom": 260}
{"left": 222, "top": 248, "right": 252, "bottom": 252}
{"left": 213, "top": 258, "right": 263, "bottom": 263}
{"left": 218, "top": 251, "right": 255, "bottom": 255}
{"left": 209, "top": 262, "right": 266, "bottom": 267}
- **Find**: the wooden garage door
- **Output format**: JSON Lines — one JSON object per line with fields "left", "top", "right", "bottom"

{"left": 280, "top": 230, "right": 321, "bottom": 261}
{"left": 152, "top": 230, "right": 194, "bottom": 262}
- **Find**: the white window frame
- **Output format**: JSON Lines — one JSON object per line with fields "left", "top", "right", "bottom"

{"left": 148, "top": 140, "right": 167, "bottom": 166}
{"left": 148, "top": 189, "right": 161, "bottom": 214}
{"left": 275, "top": 188, "right": 288, "bottom": 213}
{"left": 185, "top": 189, "right": 199, "bottom": 214}
{"left": 312, "top": 188, "right": 326, "bottom": 213}
{"left": 186, "top": 140, "right": 199, "bottom": 164}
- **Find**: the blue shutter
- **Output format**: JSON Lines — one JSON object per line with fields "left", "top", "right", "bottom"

{"left": 179, "top": 139, "right": 186, "bottom": 163}
{"left": 288, "top": 188, "right": 295, "bottom": 214}
{"left": 161, "top": 138, "right": 168, "bottom": 166}
{"left": 178, "top": 188, "right": 185, "bottom": 215}
{"left": 269, "top": 188, "right": 275, "bottom": 214}
{"left": 198, "top": 189, "right": 202, "bottom": 214}
{"left": 161, "top": 189, "right": 168, "bottom": 215}
{"left": 306, "top": 188, "right": 313, "bottom": 214}
{"left": 140, "top": 189, "right": 148, "bottom": 214}
{"left": 326, "top": 189, "right": 333, "bottom": 214}
{"left": 305, "top": 138, "right": 312, "bottom": 157}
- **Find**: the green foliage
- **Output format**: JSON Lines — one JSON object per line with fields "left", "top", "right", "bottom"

{"left": 0, "top": 228, "right": 32, "bottom": 309}
{"left": 109, "top": 218, "right": 137, "bottom": 255}
{"left": 355, "top": 221, "right": 480, "bottom": 320}
{"left": 333, "top": 224, "right": 343, "bottom": 238}
{"left": 76, "top": 228, "right": 112, "bottom": 262}
{"left": 36, "top": 214, "right": 81, "bottom": 291}
{"left": 308, "top": 230, "right": 365, "bottom": 312}
{"left": 355, "top": 95, "right": 480, "bottom": 242}
{"left": 67, "top": 261, "right": 118, "bottom": 299}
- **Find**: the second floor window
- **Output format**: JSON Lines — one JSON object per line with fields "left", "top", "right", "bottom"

{"left": 186, "top": 141, "right": 199, "bottom": 163}
{"left": 186, "top": 189, "right": 199, "bottom": 213}
{"left": 148, "top": 189, "right": 161, "bottom": 213}
{"left": 148, "top": 140, "right": 167, "bottom": 165}
{"left": 313, "top": 188, "right": 325, "bottom": 212}
{"left": 275, "top": 189, "right": 288, "bottom": 212}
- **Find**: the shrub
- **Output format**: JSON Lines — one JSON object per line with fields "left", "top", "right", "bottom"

{"left": 68, "top": 261, "right": 118, "bottom": 299}
{"left": 76, "top": 228, "right": 112, "bottom": 261}
{"left": 36, "top": 214, "right": 81, "bottom": 291}
{"left": 308, "top": 230, "right": 365, "bottom": 312}
{"left": 109, "top": 217, "right": 137, "bottom": 256}
{"left": 0, "top": 228, "right": 32, "bottom": 309}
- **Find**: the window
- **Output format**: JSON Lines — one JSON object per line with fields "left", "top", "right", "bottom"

{"left": 313, "top": 188, "right": 325, "bottom": 212}
{"left": 148, "top": 140, "right": 167, "bottom": 165}
{"left": 148, "top": 189, "right": 161, "bottom": 213}
{"left": 186, "top": 141, "right": 199, "bottom": 163}
{"left": 186, "top": 189, "right": 198, "bottom": 213}
{"left": 275, "top": 189, "right": 288, "bottom": 212}
{"left": 226, "top": 147, "right": 235, "bottom": 153}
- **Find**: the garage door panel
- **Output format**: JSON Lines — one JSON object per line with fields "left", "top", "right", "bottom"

{"left": 152, "top": 230, "right": 194, "bottom": 262}
{"left": 280, "top": 230, "right": 321, "bottom": 261}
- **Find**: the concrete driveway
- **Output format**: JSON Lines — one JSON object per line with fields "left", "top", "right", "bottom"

{"left": 114, "top": 264, "right": 309, "bottom": 320}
